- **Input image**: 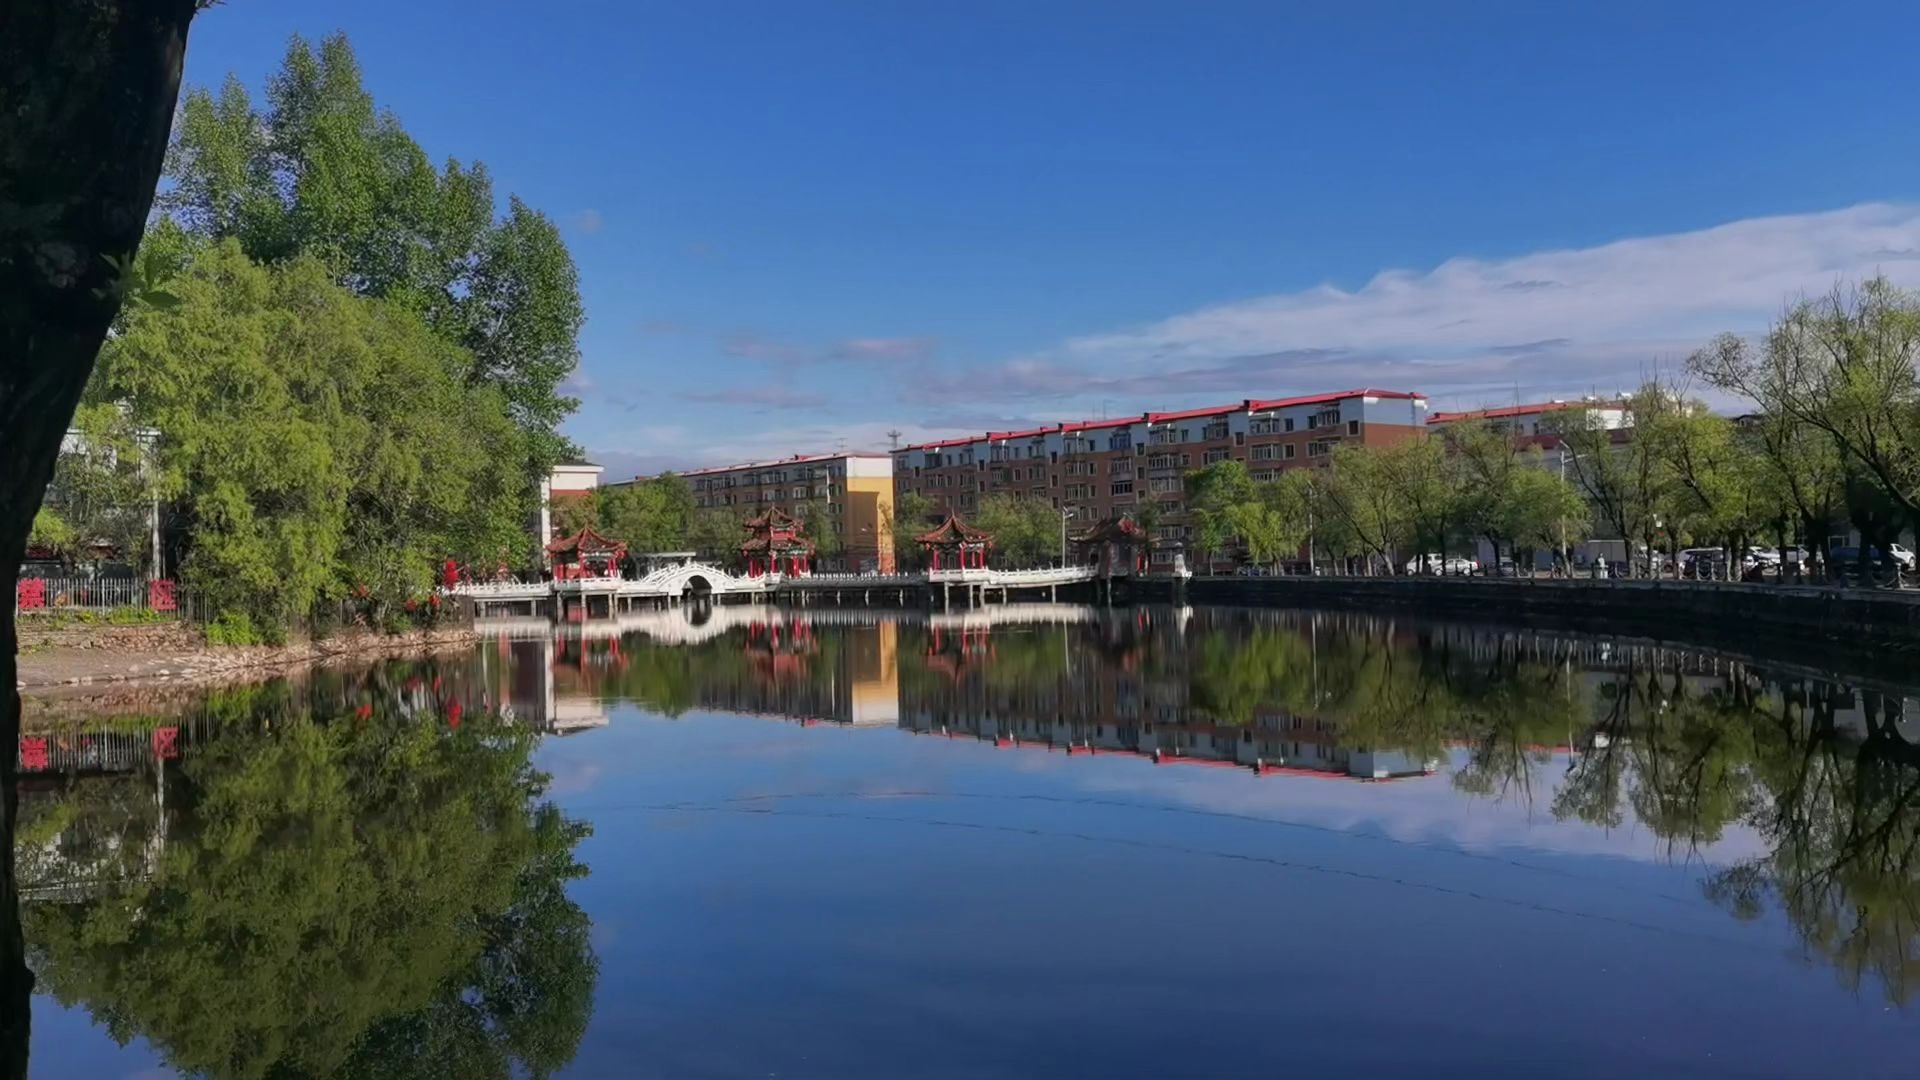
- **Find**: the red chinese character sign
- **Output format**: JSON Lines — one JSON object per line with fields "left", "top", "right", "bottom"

{"left": 17, "top": 578, "right": 45, "bottom": 610}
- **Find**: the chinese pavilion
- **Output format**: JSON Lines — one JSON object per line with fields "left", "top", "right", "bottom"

{"left": 742, "top": 507, "right": 815, "bottom": 577}
{"left": 546, "top": 525, "right": 627, "bottom": 580}
{"left": 916, "top": 512, "right": 993, "bottom": 571}
{"left": 1071, "top": 515, "right": 1147, "bottom": 576}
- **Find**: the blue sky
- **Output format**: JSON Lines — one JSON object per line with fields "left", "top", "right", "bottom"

{"left": 183, "top": 1, "right": 1920, "bottom": 478}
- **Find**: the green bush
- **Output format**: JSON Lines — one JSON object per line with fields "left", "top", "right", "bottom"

{"left": 205, "top": 611, "right": 261, "bottom": 647}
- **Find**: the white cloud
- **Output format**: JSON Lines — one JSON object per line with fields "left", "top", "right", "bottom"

{"left": 920, "top": 203, "right": 1920, "bottom": 413}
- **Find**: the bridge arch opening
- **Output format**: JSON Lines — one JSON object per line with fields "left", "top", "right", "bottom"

{"left": 682, "top": 574, "right": 713, "bottom": 600}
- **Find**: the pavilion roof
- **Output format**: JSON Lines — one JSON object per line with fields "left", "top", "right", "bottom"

{"left": 916, "top": 512, "right": 993, "bottom": 546}
{"left": 740, "top": 534, "right": 816, "bottom": 554}
{"left": 545, "top": 525, "right": 626, "bottom": 557}
{"left": 743, "top": 506, "right": 802, "bottom": 530}
{"left": 1071, "top": 515, "right": 1145, "bottom": 545}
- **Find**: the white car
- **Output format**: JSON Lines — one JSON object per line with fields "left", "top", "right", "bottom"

{"left": 1893, "top": 543, "right": 1917, "bottom": 570}
{"left": 1404, "top": 554, "right": 1478, "bottom": 575}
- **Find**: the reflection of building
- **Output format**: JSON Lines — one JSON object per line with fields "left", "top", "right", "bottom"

{"left": 684, "top": 620, "right": 902, "bottom": 726}
{"left": 901, "top": 610, "right": 1437, "bottom": 780}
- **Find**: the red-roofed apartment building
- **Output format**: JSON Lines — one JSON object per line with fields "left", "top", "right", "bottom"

{"left": 892, "top": 388, "right": 1428, "bottom": 568}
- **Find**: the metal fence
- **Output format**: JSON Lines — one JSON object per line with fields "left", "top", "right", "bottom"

{"left": 15, "top": 577, "right": 178, "bottom": 615}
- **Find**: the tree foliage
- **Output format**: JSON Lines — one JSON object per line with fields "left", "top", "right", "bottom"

{"left": 162, "top": 32, "right": 585, "bottom": 477}
{"left": 973, "top": 494, "right": 1064, "bottom": 567}
{"left": 92, "top": 241, "right": 530, "bottom": 629}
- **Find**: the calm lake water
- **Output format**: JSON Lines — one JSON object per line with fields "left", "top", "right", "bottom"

{"left": 11, "top": 603, "right": 1920, "bottom": 1079}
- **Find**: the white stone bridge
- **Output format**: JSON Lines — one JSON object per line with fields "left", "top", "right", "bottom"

{"left": 449, "top": 560, "right": 1184, "bottom": 616}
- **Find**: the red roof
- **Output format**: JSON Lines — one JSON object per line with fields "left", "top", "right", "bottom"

{"left": 916, "top": 512, "right": 994, "bottom": 545}
{"left": 1428, "top": 399, "right": 1625, "bottom": 424}
{"left": 1071, "top": 515, "right": 1146, "bottom": 544}
{"left": 545, "top": 526, "right": 626, "bottom": 557}
{"left": 897, "top": 388, "right": 1425, "bottom": 452}
{"left": 1246, "top": 387, "right": 1424, "bottom": 411}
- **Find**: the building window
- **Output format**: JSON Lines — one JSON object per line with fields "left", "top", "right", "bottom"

{"left": 1148, "top": 476, "right": 1182, "bottom": 494}
{"left": 1307, "top": 440, "right": 1332, "bottom": 457}
{"left": 1203, "top": 421, "right": 1229, "bottom": 441}
{"left": 1109, "top": 458, "right": 1133, "bottom": 475}
{"left": 1148, "top": 453, "right": 1180, "bottom": 470}
{"left": 1283, "top": 443, "right": 1297, "bottom": 460}
{"left": 1203, "top": 448, "right": 1230, "bottom": 464}
{"left": 1109, "top": 431, "right": 1132, "bottom": 452}
{"left": 1284, "top": 418, "right": 1295, "bottom": 433}
{"left": 1110, "top": 481, "right": 1134, "bottom": 497}
{"left": 1252, "top": 444, "right": 1278, "bottom": 461}
{"left": 1347, "top": 419, "right": 1360, "bottom": 436}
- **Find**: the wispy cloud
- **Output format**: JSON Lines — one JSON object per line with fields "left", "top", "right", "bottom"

{"left": 827, "top": 336, "right": 939, "bottom": 363}
{"left": 727, "top": 333, "right": 939, "bottom": 366}
{"left": 910, "top": 203, "right": 1920, "bottom": 414}
{"left": 570, "top": 208, "right": 605, "bottom": 235}
{"left": 678, "top": 386, "right": 828, "bottom": 409}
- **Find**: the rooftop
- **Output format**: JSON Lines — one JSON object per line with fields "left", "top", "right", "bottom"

{"left": 1428, "top": 398, "right": 1625, "bottom": 424}
{"left": 897, "top": 388, "right": 1425, "bottom": 453}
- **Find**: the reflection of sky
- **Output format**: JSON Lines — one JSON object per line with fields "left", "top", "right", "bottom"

{"left": 1076, "top": 748, "right": 1773, "bottom": 867}
{"left": 535, "top": 705, "right": 1920, "bottom": 1080}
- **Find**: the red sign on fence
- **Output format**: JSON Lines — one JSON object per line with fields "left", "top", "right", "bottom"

{"left": 151, "top": 726, "right": 180, "bottom": 760}
{"left": 15, "top": 579, "right": 44, "bottom": 610}
{"left": 18, "top": 737, "right": 49, "bottom": 772}
{"left": 148, "top": 579, "right": 177, "bottom": 612}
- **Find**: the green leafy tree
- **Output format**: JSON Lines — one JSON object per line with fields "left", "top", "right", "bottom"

{"left": 883, "top": 491, "right": 937, "bottom": 570}
{"left": 973, "top": 493, "right": 1060, "bottom": 568}
{"left": 599, "top": 475, "right": 697, "bottom": 554}
{"left": 1691, "top": 278, "right": 1920, "bottom": 527}
{"left": 1550, "top": 386, "right": 1679, "bottom": 577}
{"left": 687, "top": 507, "right": 747, "bottom": 564}
{"left": 163, "top": 32, "right": 586, "bottom": 479}
{"left": 92, "top": 242, "right": 531, "bottom": 631}
{"left": 1376, "top": 435, "right": 1462, "bottom": 571}
{"left": 1320, "top": 446, "right": 1410, "bottom": 573}
{"left": 22, "top": 703, "right": 596, "bottom": 1080}
{"left": 1185, "top": 459, "right": 1255, "bottom": 571}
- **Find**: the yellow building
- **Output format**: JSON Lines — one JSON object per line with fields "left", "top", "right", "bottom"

{"left": 682, "top": 452, "right": 896, "bottom": 572}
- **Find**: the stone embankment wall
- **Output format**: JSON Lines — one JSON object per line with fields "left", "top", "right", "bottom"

{"left": 1184, "top": 576, "right": 1920, "bottom": 661}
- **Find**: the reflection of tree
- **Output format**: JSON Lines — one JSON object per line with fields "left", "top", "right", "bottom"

{"left": 22, "top": 702, "right": 595, "bottom": 1079}
{"left": 1704, "top": 682, "right": 1920, "bottom": 1006}
{"left": 3, "top": 769, "right": 27, "bottom": 1080}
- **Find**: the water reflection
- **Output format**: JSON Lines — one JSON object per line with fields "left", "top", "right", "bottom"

{"left": 16, "top": 687, "right": 594, "bottom": 1078}
{"left": 15, "top": 603, "right": 1920, "bottom": 1075}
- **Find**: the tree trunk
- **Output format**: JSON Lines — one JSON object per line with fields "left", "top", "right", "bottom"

{"left": 0, "top": 579, "right": 24, "bottom": 1080}
{"left": 1, "top": 7, "right": 197, "bottom": 1073}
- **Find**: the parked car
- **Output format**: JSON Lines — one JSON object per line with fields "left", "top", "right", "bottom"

{"left": 1403, "top": 554, "right": 1478, "bottom": 575}
{"left": 1828, "top": 546, "right": 1912, "bottom": 577}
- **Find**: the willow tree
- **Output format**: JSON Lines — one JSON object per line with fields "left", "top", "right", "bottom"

{"left": 2, "top": 4, "right": 203, "bottom": 1072}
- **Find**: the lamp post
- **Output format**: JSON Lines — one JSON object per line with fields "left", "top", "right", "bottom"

{"left": 1059, "top": 507, "right": 1071, "bottom": 567}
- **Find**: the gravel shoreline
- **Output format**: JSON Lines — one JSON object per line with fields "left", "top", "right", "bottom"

{"left": 15, "top": 621, "right": 481, "bottom": 699}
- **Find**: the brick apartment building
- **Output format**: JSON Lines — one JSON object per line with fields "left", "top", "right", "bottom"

{"left": 891, "top": 388, "right": 1428, "bottom": 565}
{"left": 673, "top": 451, "right": 898, "bottom": 571}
